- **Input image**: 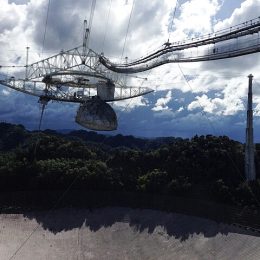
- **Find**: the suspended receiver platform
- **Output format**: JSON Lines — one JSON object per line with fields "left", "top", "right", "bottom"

{"left": 0, "top": 46, "right": 153, "bottom": 131}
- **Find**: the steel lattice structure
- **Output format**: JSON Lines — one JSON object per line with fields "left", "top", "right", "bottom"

{"left": 0, "top": 46, "right": 153, "bottom": 103}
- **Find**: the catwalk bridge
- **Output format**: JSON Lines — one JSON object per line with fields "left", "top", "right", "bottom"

{"left": 100, "top": 17, "right": 260, "bottom": 73}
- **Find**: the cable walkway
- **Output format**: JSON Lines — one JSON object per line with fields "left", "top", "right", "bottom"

{"left": 100, "top": 17, "right": 260, "bottom": 73}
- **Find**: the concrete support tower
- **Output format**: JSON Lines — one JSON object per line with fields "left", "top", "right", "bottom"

{"left": 245, "top": 74, "right": 256, "bottom": 181}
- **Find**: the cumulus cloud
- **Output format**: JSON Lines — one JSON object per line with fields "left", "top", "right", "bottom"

{"left": 2, "top": 89, "right": 10, "bottom": 96}
{"left": 113, "top": 95, "right": 149, "bottom": 112}
{"left": 214, "top": 0, "right": 260, "bottom": 30}
{"left": 177, "top": 106, "right": 184, "bottom": 112}
{"left": 171, "top": 0, "right": 221, "bottom": 40}
{"left": 187, "top": 78, "right": 246, "bottom": 116}
{"left": 152, "top": 90, "right": 172, "bottom": 111}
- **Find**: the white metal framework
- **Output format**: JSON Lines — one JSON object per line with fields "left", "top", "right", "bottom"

{"left": 0, "top": 46, "right": 153, "bottom": 103}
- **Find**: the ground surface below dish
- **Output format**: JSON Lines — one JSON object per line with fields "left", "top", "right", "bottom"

{"left": 1, "top": 207, "right": 260, "bottom": 260}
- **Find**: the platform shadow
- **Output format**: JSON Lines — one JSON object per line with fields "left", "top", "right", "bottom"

{"left": 1, "top": 190, "right": 260, "bottom": 241}
{"left": 20, "top": 207, "right": 259, "bottom": 241}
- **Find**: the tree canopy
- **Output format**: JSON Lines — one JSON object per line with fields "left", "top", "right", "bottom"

{"left": 0, "top": 122, "right": 259, "bottom": 209}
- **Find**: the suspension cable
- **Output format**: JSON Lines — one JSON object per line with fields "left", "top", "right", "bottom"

{"left": 38, "top": 103, "right": 46, "bottom": 131}
{"left": 121, "top": 0, "right": 135, "bottom": 60}
{"left": 41, "top": 0, "right": 51, "bottom": 55}
{"left": 101, "top": 0, "right": 113, "bottom": 53}
{"left": 32, "top": 101, "right": 47, "bottom": 162}
{"left": 86, "top": 0, "right": 96, "bottom": 48}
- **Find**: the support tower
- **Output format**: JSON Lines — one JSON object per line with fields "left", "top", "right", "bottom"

{"left": 245, "top": 74, "right": 256, "bottom": 181}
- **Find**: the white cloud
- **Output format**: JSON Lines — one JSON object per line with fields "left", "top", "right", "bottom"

{"left": 113, "top": 95, "right": 148, "bottom": 112}
{"left": 177, "top": 106, "right": 184, "bottom": 112}
{"left": 153, "top": 104, "right": 184, "bottom": 119}
{"left": 152, "top": 90, "right": 172, "bottom": 111}
{"left": 170, "top": 0, "right": 221, "bottom": 41}
{"left": 188, "top": 81, "right": 245, "bottom": 116}
{"left": 2, "top": 89, "right": 10, "bottom": 96}
{"left": 214, "top": 0, "right": 260, "bottom": 30}
{"left": 188, "top": 94, "right": 216, "bottom": 113}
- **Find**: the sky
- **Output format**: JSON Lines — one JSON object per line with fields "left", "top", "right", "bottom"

{"left": 1, "top": 0, "right": 260, "bottom": 142}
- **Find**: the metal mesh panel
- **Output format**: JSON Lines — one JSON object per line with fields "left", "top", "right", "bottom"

{"left": 75, "top": 98, "right": 117, "bottom": 131}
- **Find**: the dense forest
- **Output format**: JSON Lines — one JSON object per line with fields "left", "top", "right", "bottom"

{"left": 0, "top": 122, "right": 260, "bottom": 209}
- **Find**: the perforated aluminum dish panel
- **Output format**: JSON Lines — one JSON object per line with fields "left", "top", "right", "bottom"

{"left": 75, "top": 98, "right": 117, "bottom": 131}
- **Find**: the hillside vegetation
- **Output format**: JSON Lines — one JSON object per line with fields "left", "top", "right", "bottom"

{"left": 0, "top": 122, "right": 260, "bottom": 209}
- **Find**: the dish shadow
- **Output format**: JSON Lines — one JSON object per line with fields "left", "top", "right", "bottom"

{"left": 21, "top": 207, "right": 259, "bottom": 241}
{"left": 1, "top": 190, "right": 260, "bottom": 241}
